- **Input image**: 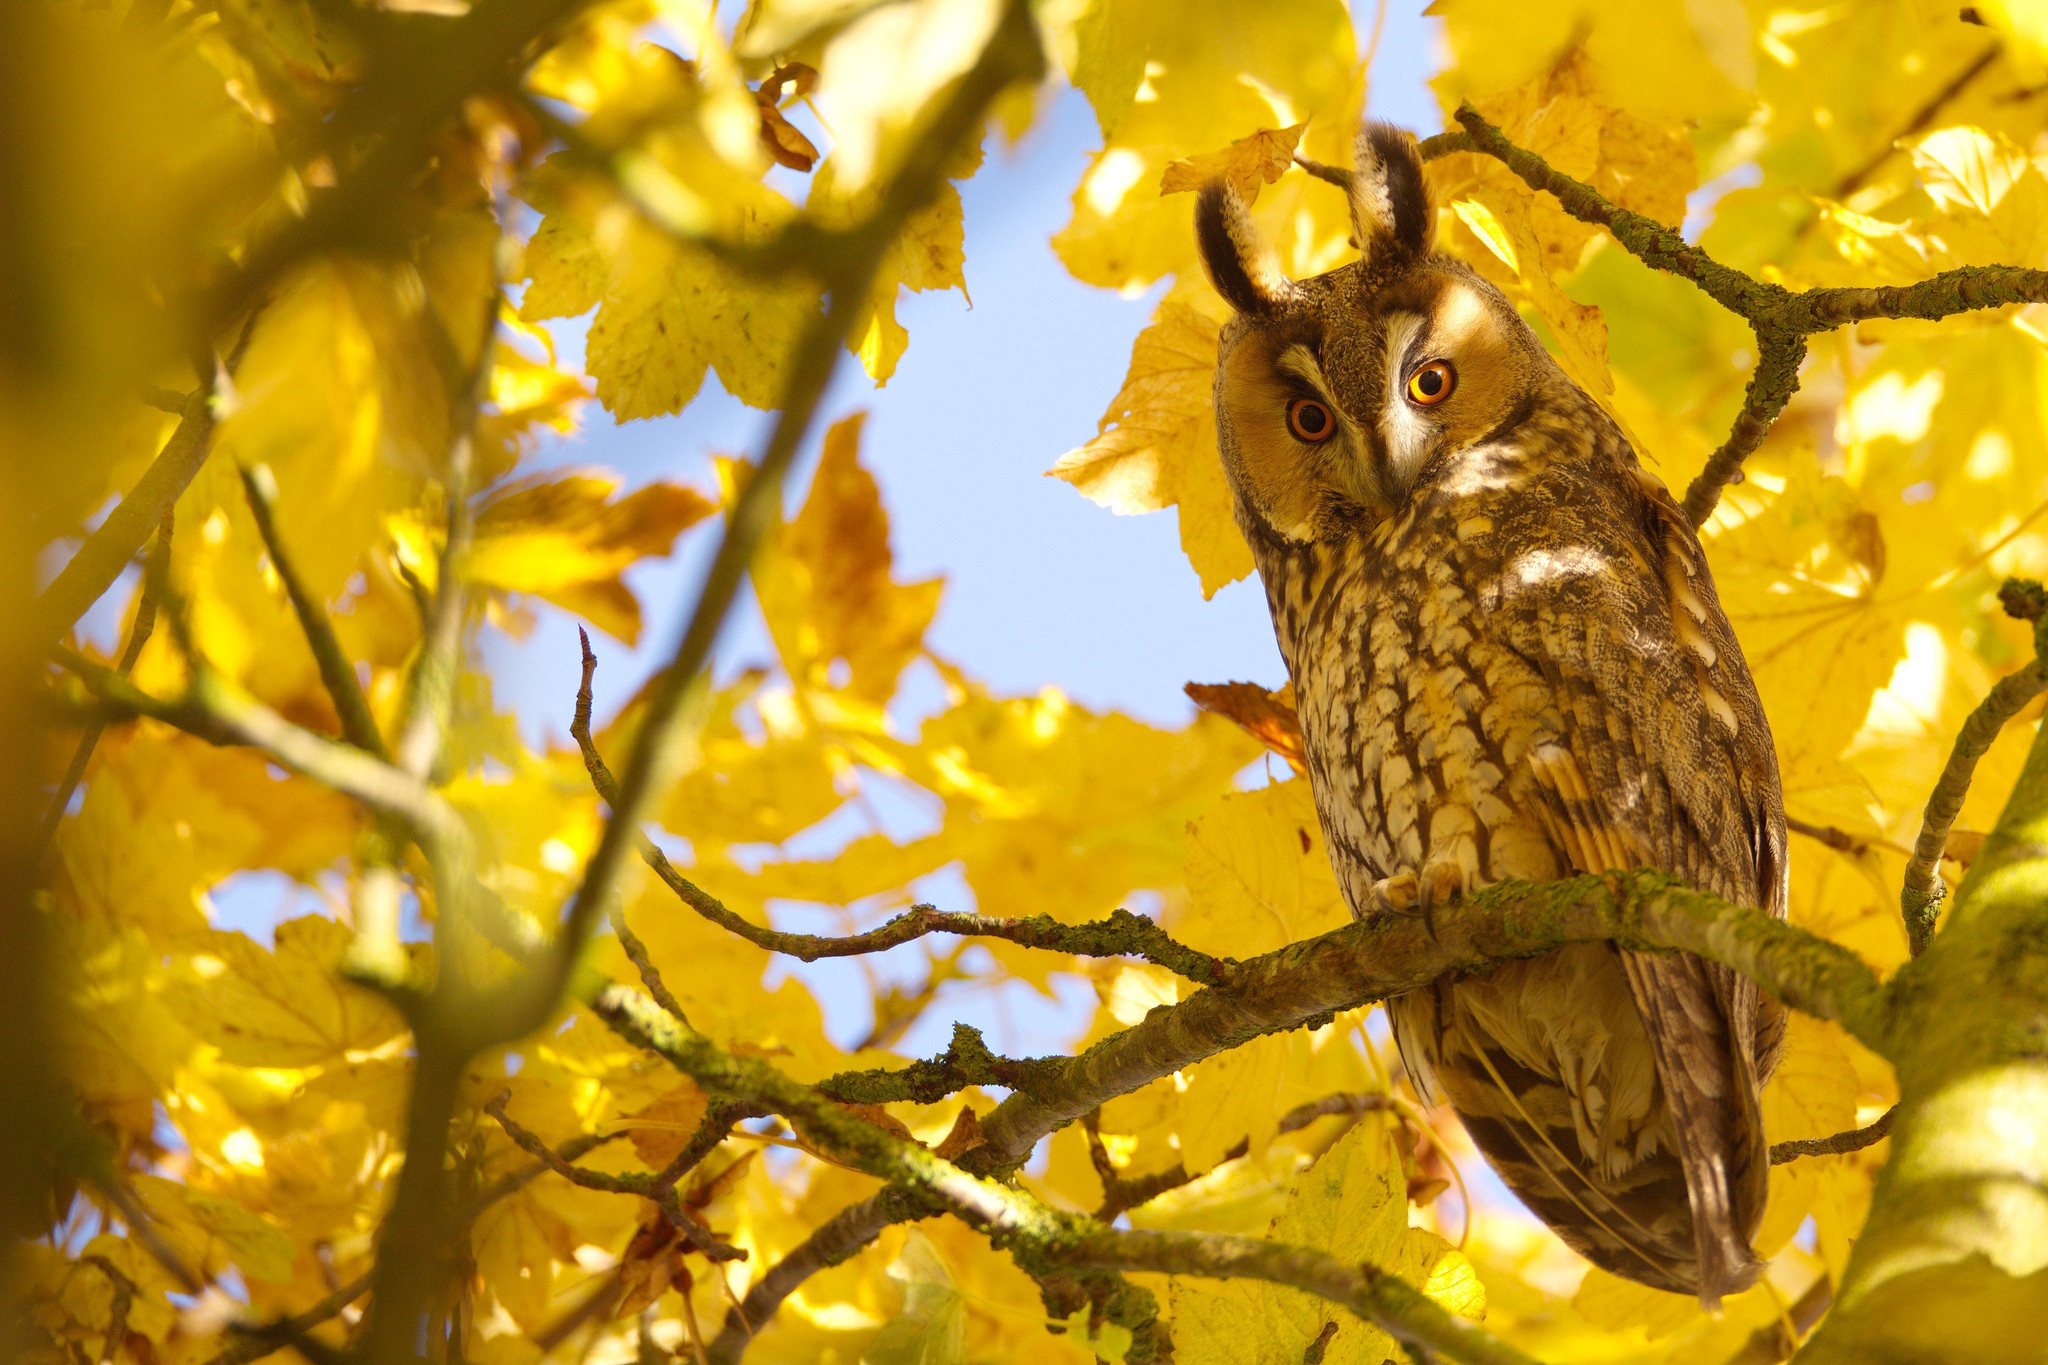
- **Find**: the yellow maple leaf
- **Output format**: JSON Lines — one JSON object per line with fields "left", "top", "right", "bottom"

{"left": 1159, "top": 122, "right": 1308, "bottom": 202}
{"left": 468, "top": 470, "right": 714, "bottom": 643}
{"left": 1050, "top": 289, "right": 1253, "bottom": 596}
{"left": 1170, "top": 1119, "right": 1481, "bottom": 1364}
{"left": 751, "top": 412, "right": 944, "bottom": 699}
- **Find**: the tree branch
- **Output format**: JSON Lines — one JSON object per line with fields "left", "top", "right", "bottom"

{"left": 483, "top": 1092, "right": 745, "bottom": 1262}
{"left": 703, "top": 1188, "right": 925, "bottom": 1365}
{"left": 34, "top": 505, "right": 173, "bottom": 865}
{"left": 522, "top": 0, "right": 1045, "bottom": 1049}
{"left": 574, "top": 634, "right": 1233, "bottom": 986}
{"left": 1900, "top": 579, "right": 2048, "bottom": 955}
{"left": 1087, "top": 1093, "right": 1389, "bottom": 1222}
{"left": 238, "top": 463, "right": 387, "bottom": 759}
{"left": 593, "top": 985, "right": 1533, "bottom": 1365}
{"left": 51, "top": 647, "right": 469, "bottom": 857}
{"left": 1442, "top": 105, "right": 2048, "bottom": 525}
{"left": 814, "top": 1022, "right": 1060, "bottom": 1106}
{"left": 33, "top": 387, "right": 215, "bottom": 651}
{"left": 201, "top": 1273, "right": 372, "bottom": 1365}
{"left": 1770, "top": 1106, "right": 1896, "bottom": 1165}
{"left": 969, "top": 870, "right": 1890, "bottom": 1172}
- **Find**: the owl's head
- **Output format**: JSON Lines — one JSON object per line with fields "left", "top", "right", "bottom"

{"left": 1198, "top": 122, "right": 1569, "bottom": 543}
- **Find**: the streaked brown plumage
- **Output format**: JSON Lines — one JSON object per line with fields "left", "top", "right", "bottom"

{"left": 1196, "top": 123, "right": 1788, "bottom": 1306}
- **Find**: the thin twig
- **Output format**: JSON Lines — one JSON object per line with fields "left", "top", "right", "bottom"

{"left": 572, "top": 635, "right": 1232, "bottom": 986}
{"left": 483, "top": 1092, "right": 745, "bottom": 1261}
{"left": 1770, "top": 1106, "right": 1896, "bottom": 1164}
{"left": 1901, "top": 579, "right": 2048, "bottom": 955}
{"left": 238, "top": 463, "right": 387, "bottom": 758}
{"left": 34, "top": 506, "right": 173, "bottom": 866}
{"left": 534, "top": 0, "right": 1047, "bottom": 1048}
{"left": 1087, "top": 1093, "right": 1391, "bottom": 1221}
{"left": 1833, "top": 45, "right": 2003, "bottom": 199}
{"left": 201, "top": 1273, "right": 372, "bottom": 1365}
{"left": 33, "top": 309, "right": 264, "bottom": 649}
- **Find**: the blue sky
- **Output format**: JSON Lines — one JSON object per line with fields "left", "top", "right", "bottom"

{"left": 210, "top": 3, "right": 1450, "bottom": 1077}
{"left": 475, "top": 7, "right": 1453, "bottom": 1064}
{"left": 486, "top": 5, "right": 1447, "bottom": 743}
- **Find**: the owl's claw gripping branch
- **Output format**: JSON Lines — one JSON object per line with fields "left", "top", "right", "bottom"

{"left": 1439, "top": 106, "right": 2048, "bottom": 526}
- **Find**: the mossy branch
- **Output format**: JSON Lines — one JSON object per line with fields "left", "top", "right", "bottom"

{"left": 1770, "top": 1106, "right": 1896, "bottom": 1165}
{"left": 591, "top": 984, "right": 1535, "bottom": 1365}
{"left": 815, "top": 1022, "right": 1063, "bottom": 1105}
{"left": 1441, "top": 106, "right": 2048, "bottom": 525}
{"left": 970, "top": 870, "right": 1890, "bottom": 1171}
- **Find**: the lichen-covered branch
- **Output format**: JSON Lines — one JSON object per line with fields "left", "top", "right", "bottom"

{"left": 574, "top": 636, "right": 1232, "bottom": 986}
{"left": 1900, "top": 579, "right": 2048, "bottom": 955}
{"left": 591, "top": 985, "right": 1534, "bottom": 1365}
{"left": 1442, "top": 106, "right": 2048, "bottom": 526}
{"left": 815, "top": 1022, "right": 1062, "bottom": 1106}
{"left": 1770, "top": 1106, "right": 1896, "bottom": 1165}
{"left": 970, "top": 870, "right": 1891, "bottom": 1171}
{"left": 1681, "top": 331, "right": 1806, "bottom": 526}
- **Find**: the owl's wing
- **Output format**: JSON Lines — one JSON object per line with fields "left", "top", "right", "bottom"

{"left": 1491, "top": 460, "right": 1786, "bottom": 1307}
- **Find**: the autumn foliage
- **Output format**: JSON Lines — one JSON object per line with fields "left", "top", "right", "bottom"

{"left": 11, "top": 3, "right": 2048, "bottom": 1365}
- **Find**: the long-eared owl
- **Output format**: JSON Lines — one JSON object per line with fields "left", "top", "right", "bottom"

{"left": 1196, "top": 122, "right": 1789, "bottom": 1306}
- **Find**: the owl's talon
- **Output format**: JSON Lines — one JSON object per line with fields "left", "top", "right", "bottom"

{"left": 1415, "top": 862, "right": 1466, "bottom": 941}
{"left": 1363, "top": 870, "right": 1420, "bottom": 920}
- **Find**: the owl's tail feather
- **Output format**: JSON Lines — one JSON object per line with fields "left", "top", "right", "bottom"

{"left": 1391, "top": 972, "right": 1706, "bottom": 1298}
{"left": 1619, "top": 949, "right": 1769, "bottom": 1309}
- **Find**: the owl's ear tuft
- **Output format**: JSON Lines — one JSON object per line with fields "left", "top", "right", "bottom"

{"left": 1351, "top": 121, "right": 1434, "bottom": 266}
{"left": 1196, "top": 180, "right": 1299, "bottom": 316}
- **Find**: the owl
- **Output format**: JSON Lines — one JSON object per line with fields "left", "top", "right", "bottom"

{"left": 1195, "top": 123, "right": 1789, "bottom": 1307}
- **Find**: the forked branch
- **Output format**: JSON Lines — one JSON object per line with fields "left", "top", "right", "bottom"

{"left": 1439, "top": 106, "right": 2048, "bottom": 524}
{"left": 593, "top": 985, "right": 1534, "bottom": 1365}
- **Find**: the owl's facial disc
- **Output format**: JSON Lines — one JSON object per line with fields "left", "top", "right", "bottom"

{"left": 1372, "top": 278, "right": 1532, "bottom": 486}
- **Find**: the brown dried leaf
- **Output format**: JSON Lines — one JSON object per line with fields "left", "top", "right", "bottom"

{"left": 1159, "top": 122, "right": 1307, "bottom": 202}
{"left": 615, "top": 1209, "right": 684, "bottom": 1319}
{"left": 758, "top": 101, "right": 819, "bottom": 171}
{"left": 1944, "top": 828, "right": 1988, "bottom": 868}
{"left": 625, "top": 1081, "right": 710, "bottom": 1170}
{"left": 933, "top": 1106, "right": 985, "bottom": 1161}
{"left": 836, "top": 1101, "right": 915, "bottom": 1141}
{"left": 1184, "top": 682, "right": 1305, "bottom": 774}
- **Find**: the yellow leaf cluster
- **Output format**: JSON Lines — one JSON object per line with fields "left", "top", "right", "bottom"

{"left": 36, "top": 1, "right": 2048, "bottom": 1362}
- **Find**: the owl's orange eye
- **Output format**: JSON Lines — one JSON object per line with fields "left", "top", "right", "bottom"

{"left": 1406, "top": 360, "right": 1456, "bottom": 406}
{"left": 1287, "top": 398, "right": 1336, "bottom": 442}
